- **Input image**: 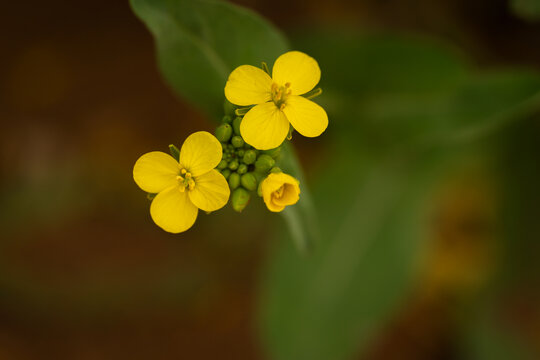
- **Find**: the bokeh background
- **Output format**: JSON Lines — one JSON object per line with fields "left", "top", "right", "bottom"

{"left": 1, "top": 0, "right": 539, "bottom": 359}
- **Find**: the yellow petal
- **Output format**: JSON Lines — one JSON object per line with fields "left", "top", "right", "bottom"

{"left": 273, "top": 183, "right": 300, "bottom": 207}
{"left": 283, "top": 95, "right": 328, "bottom": 138}
{"left": 133, "top": 151, "right": 179, "bottom": 194}
{"left": 261, "top": 173, "right": 287, "bottom": 195}
{"left": 266, "top": 199, "right": 285, "bottom": 212}
{"left": 150, "top": 185, "right": 198, "bottom": 233}
{"left": 224, "top": 65, "right": 273, "bottom": 106}
{"left": 188, "top": 169, "right": 230, "bottom": 212}
{"left": 272, "top": 51, "right": 321, "bottom": 95}
{"left": 240, "top": 102, "right": 290, "bottom": 150}
{"left": 179, "top": 131, "right": 222, "bottom": 177}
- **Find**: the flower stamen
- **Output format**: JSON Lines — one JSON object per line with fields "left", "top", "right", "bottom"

{"left": 271, "top": 82, "right": 292, "bottom": 109}
{"left": 275, "top": 185, "right": 284, "bottom": 198}
{"left": 177, "top": 170, "right": 195, "bottom": 191}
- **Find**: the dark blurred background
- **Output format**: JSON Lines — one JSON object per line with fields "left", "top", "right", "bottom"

{"left": 1, "top": 0, "right": 539, "bottom": 359}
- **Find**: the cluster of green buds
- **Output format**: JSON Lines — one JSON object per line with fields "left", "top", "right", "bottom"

{"left": 214, "top": 105, "right": 282, "bottom": 212}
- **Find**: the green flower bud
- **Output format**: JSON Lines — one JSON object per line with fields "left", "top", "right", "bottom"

{"left": 215, "top": 123, "right": 233, "bottom": 142}
{"left": 231, "top": 187, "right": 250, "bottom": 212}
{"left": 223, "top": 100, "right": 236, "bottom": 117}
{"left": 262, "top": 147, "right": 281, "bottom": 159}
{"left": 237, "top": 149, "right": 245, "bottom": 157}
{"left": 228, "top": 172, "right": 240, "bottom": 189}
{"left": 243, "top": 149, "right": 257, "bottom": 165}
{"left": 255, "top": 154, "right": 275, "bottom": 173}
{"left": 231, "top": 135, "right": 244, "bottom": 148}
{"left": 241, "top": 173, "right": 257, "bottom": 191}
{"left": 237, "top": 163, "right": 248, "bottom": 174}
{"left": 222, "top": 115, "right": 232, "bottom": 123}
{"left": 228, "top": 159, "right": 239, "bottom": 170}
{"left": 221, "top": 169, "right": 231, "bottom": 180}
{"left": 217, "top": 159, "right": 228, "bottom": 170}
{"left": 232, "top": 116, "right": 242, "bottom": 135}
{"left": 270, "top": 166, "right": 282, "bottom": 173}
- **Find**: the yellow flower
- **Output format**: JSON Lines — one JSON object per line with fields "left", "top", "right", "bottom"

{"left": 261, "top": 172, "right": 300, "bottom": 212}
{"left": 133, "top": 131, "right": 230, "bottom": 233}
{"left": 224, "top": 51, "right": 328, "bottom": 150}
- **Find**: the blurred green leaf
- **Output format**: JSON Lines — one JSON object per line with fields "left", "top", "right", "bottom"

{"left": 260, "top": 30, "right": 540, "bottom": 360}
{"left": 511, "top": 0, "right": 540, "bottom": 20}
{"left": 462, "top": 303, "right": 534, "bottom": 360}
{"left": 298, "top": 31, "right": 468, "bottom": 96}
{"left": 130, "top": 0, "right": 288, "bottom": 118}
{"left": 260, "top": 140, "right": 449, "bottom": 360}
{"left": 496, "top": 116, "right": 540, "bottom": 287}
{"left": 351, "top": 70, "right": 540, "bottom": 149}
{"left": 295, "top": 31, "right": 540, "bottom": 151}
{"left": 458, "top": 116, "right": 540, "bottom": 360}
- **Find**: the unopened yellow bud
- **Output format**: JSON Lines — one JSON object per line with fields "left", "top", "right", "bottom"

{"left": 261, "top": 172, "right": 300, "bottom": 212}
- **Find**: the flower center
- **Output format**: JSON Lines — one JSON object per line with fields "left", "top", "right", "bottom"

{"left": 274, "top": 185, "right": 285, "bottom": 198}
{"left": 176, "top": 168, "right": 195, "bottom": 192}
{"left": 271, "top": 82, "right": 291, "bottom": 110}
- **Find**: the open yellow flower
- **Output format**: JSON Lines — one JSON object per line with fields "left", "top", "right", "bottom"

{"left": 261, "top": 172, "right": 300, "bottom": 212}
{"left": 133, "top": 131, "right": 230, "bottom": 233}
{"left": 224, "top": 51, "right": 328, "bottom": 150}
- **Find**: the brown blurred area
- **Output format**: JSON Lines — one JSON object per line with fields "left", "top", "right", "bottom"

{"left": 1, "top": 0, "right": 539, "bottom": 359}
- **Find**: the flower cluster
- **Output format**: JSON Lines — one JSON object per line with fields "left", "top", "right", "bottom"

{"left": 133, "top": 51, "right": 327, "bottom": 233}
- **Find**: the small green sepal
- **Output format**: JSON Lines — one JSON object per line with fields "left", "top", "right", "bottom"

{"left": 301, "top": 87, "right": 323, "bottom": 100}
{"left": 287, "top": 126, "right": 294, "bottom": 141}
{"left": 168, "top": 144, "right": 180, "bottom": 161}
{"left": 261, "top": 61, "right": 270, "bottom": 75}
{"left": 235, "top": 106, "right": 252, "bottom": 116}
